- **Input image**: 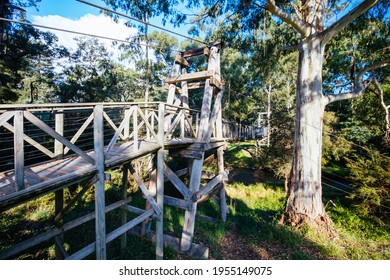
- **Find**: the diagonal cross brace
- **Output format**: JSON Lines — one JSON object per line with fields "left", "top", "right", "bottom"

{"left": 127, "top": 164, "right": 162, "bottom": 217}
{"left": 163, "top": 163, "right": 192, "bottom": 201}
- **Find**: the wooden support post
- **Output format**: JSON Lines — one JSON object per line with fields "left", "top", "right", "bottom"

{"left": 215, "top": 90, "right": 228, "bottom": 222}
{"left": 165, "top": 64, "right": 180, "bottom": 132}
{"left": 141, "top": 168, "right": 156, "bottom": 236}
{"left": 93, "top": 105, "right": 106, "bottom": 260}
{"left": 54, "top": 110, "right": 64, "bottom": 259}
{"left": 14, "top": 111, "right": 24, "bottom": 191}
{"left": 54, "top": 189, "right": 64, "bottom": 259}
{"left": 120, "top": 165, "right": 128, "bottom": 253}
{"left": 155, "top": 103, "right": 165, "bottom": 260}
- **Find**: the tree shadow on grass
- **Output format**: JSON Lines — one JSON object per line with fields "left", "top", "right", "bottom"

{"left": 217, "top": 194, "right": 330, "bottom": 260}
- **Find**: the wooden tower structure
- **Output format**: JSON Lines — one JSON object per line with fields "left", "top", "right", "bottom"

{"left": 163, "top": 40, "right": 227, "bottom": 251}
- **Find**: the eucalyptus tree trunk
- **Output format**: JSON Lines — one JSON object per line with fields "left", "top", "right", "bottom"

{"left": 277, "top": 0, "right": 381, "bottom": 225}
{"left": 286, "top": 36, "right": 327, "bottom": 224}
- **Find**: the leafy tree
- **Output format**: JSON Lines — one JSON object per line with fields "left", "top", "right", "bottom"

{"left": 193, "top": 0, "right": 390, "bottom": 226}
{"left": 0, "top": 23, "right": 65, "bottom": 103}
{"left": 346, "top": 148, "right": 390, "bottom": 217}
{"left": 53, "top": 37, "right": 146, "bottom": 103}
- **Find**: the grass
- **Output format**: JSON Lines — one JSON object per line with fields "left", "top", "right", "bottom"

{"left": 1, "top": 141, "right": 389, "bottom": 260}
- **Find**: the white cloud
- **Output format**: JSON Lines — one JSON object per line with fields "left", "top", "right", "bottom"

{"left": 32, "top": 14, "right": 138, "bottom": 63}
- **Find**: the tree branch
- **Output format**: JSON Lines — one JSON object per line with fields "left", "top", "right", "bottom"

{"left": 372, "top": 78, "right": 390, "bottom": 136}
{"left": 325, "top": 59, "right": 390, "bottom": 104}
{"left": 264, "top": 0, "right": 310, "bottom": 37}
{"left": 322, "top": 0, "right": 379, "bottom": 45}
{"left": 276, "top": 44, "right": 299, "bottom": 58}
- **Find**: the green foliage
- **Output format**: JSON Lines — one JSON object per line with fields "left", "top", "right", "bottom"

{"left": 346, "top": 148, "right": 390, "bottom": 217}
{"left": 322, "top": 111, "right": 353, "bottom": 165}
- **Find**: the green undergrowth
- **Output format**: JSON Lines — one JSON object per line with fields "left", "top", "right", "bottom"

{"left": 1, "top": 142, "right": 389, "bottom": 260}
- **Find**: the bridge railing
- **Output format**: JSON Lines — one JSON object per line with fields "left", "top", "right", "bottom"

{"left": 222, "top": 120, "right": 265, "bottom": 141}
{"left": 0, "top": 102, "right": 200, "bottom": 191}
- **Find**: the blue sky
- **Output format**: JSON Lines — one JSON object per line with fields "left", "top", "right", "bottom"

{"left": 23, "top": 0, "right": 201, "bottom": 54}
{"left": 26, "top": 0, "right": 107, "bottom": 20}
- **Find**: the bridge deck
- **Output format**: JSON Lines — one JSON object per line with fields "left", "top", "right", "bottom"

{"left": 0, "top": 138, "right": 225, "bottom": 211}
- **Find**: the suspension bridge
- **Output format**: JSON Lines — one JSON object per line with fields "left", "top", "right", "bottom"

{"left": 0, "top": 42, "right": 263, "bottom": 260}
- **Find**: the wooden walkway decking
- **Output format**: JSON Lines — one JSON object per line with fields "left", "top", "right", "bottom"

{"left": 0, "top": 138, "right": 226, "bottom": 211}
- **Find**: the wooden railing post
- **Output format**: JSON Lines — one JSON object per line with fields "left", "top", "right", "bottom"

{"left": 155, "top": 102, "right": 165, "bottom": 259}
{"left": 54, "top": 111, "right": 64, "bottom": 159}
{"left": 133, "top": 107, "right": 138, "bottom": 152}
{"left": 124, "top": 108, "right": 130, "bottom": 140}
{"left": 94, "top": 105, "right": 106, "bottom": 260}
{"left": 14, "top": 111, "right": 24, "bottom": 191}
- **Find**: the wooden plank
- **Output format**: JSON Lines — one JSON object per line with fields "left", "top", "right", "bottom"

{"left": 187, "top": 81, "right": 205, "bottom": 90}
{"left": 196, "top": 183, "right": 223, "bottom": 204}
{"left": 164, "top": 195, "right": 193, "bottom": 211}
{"left": 94, "top": 105, "right": 106, "bottom": 260}
{"left": 165, "top": 70, "right": 215, "bottom": 84}
{"left": 66, "top": 243, "right": 95, "bottom": 260}
{"left": 179, "top": 149, "right": 203, "bottom": 159}
{"left": 64, "top": 112, "right": 93, "bottom": 155}
{"left": 163, "top": 163, "right": 192, "bottom": 200}
{"left": 14, "top": 111, "right": 24, "bottom": 191}
{"left": 24, "top": 111, "right": 95, "bottom": 164}
{"left": 0, "top": 110, "right": 14, "bottom": 127}
{"left": 106, "top": 209, "right": 155, "bottom": 243}
{"left": 128, "top": 164, "right": 161, "bottom": 216}
{"left": 181, "top": 46, "right": 209, "bottom": 58}
{"left": 175, "top": 54, "right": 190, "bottom": 67}
{"left": 2, "top": 122, "right": 55, "bottom": 158}
{"left": 145, "top": 231, "right": 209, "bottom": 259}
{"left": 192, "top": 173, "right": 224, "bottom": 202}
{"left": 123, "top": 205, "right": 158, "bottom": 219}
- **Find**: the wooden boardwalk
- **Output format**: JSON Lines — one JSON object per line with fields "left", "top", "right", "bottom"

{"left": 0, "top": 138, "right": 226, "bottom": 211}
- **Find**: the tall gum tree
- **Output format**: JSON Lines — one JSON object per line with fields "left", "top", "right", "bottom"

{"left": 196, "top": 0, "right": 390, "bottom": 225}
{"left": 277, "top": 0, "right": 390, "bottom": 225}
{"left": 102, "top": 0, "right": 389, "bottom": 225}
